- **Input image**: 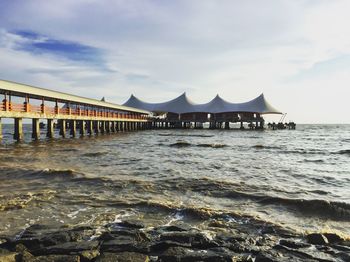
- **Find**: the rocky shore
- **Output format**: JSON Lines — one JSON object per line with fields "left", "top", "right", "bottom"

{"left": 0, "top": 219, "right": 349, "bottom": 262}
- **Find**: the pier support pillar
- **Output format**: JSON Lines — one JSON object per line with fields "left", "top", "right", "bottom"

{"left": 32, "top": 119, "right": 40, "bottom": 140}
{"left": 104, "top": 121, "right": 109, "bottom": 133}
{"left": 105, "top": 121, "right": 110, "bottom": 133}
{"left": 240, "top": 121, "right": 244, "bottom": 130}
{"left": 70, "top": 120, "right": 76, "bottom": 137}
{"left": 93, "top": 121, "right": 100, "bottom": 135}
{"left": 225, "top": 122, "right": 230, "bottom": 129}
{"left": 47, "top": 119, "right": 54, "bottom": 138}
{"left": 100, "top": 121, "right": 105, "bottom": 134}
{"left": 14, "top": 118, "right": 23, "bottom": 142}
{"left": 79, "top": 120, "right": 85, "bottom": 137}
{"left": 111, "top": 121, "right": 115, "bottom": 133}
{"left": 87, "top": 120, "right": 93, "bottom": 135}
{"left": 60, "top": 120, "right": 66, "bottom": 138}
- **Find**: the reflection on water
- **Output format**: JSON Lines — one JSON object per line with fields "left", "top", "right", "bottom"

{"left": 0, "top": 124, "right": 349, "bottom": 237}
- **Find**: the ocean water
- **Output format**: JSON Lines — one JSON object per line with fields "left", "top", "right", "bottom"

{"left": 0, "top": 124, "right": 349, "bottom": 239}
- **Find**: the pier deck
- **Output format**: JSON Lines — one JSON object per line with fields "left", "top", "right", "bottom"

{"left": 0, "top": 80, "right": 151, "bottom": 141}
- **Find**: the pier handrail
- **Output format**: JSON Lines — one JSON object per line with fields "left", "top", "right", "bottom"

{"left": 0, "top": 79, "right": 150, "bottom": 115}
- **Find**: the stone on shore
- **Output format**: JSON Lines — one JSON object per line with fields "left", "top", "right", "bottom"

{"left": 95, "top": 252, "right": 149, "bottom": 262}
{"left": 306, "top": 233, "right": 329, "bottom": 245}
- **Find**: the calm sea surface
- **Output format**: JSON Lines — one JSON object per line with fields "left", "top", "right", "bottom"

{"left": 0, "top": 124, "right": 349, "bottom": 238}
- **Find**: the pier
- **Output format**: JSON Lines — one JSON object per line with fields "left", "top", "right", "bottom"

{"left": 0, "top": 80, "right": 151, "bottom": 141}
{"left": 0, "top": 80, "right": 294, "bottom": 142}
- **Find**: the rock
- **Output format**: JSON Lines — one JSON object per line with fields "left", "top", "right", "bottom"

{"left": 254, "top": 252, "right": 277, "bottom": 262}
{"left": 101, "top": 235, "right": 149, "bottom": 253}
{"left": 155, "top": 224, "right": 191, "bottom": 233}
{"left": 150, "top": 240, "right": 191, "bottom": 252}
{"left": 323, "top": 233, "right": 344, "bottom": 244}
{"left": 159, "top": 231, "right": 218, "bottom": 249}
{"left": 34, "top": 241, "right": 99, "bottom": 256}
{"left": 0, "top": 248, "right": 18, "bottom": 262}
{"left": 101, "top": 226, "right": 150, "bottom": 243}
{"left": 0, "top": 238, "right": 7, "bottom": 245}
{"left": 260, "top": 226, "right": 276, "bottom": 235}
{"left": 80, "top": 249, "right": 100, "bottom": 261}
{"left": 107, "top": 220, "right": 144, "bottom": 229}
{"left": 330, "top": 244, "right": 350, "bottom": 252}
{"left": 158, "top": 246, "right": 237, "bottom": 262}
{"left": 95, "top": 252, "right": 149, "bottom": 262}
{"left": 306, "top": 233, "right": 328, "bottom": 245}
{"left": 278, "top": 239, "right": 311, "bottom": 249}
{"left": 26, "top": 255, "right": 80, "bottom": 262}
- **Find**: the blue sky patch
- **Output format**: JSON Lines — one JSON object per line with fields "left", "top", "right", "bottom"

{"left": 13, "top": 30, "right": 103, "bottom": 64}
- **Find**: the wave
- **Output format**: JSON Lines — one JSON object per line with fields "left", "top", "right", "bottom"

{"left": 169, "top": 141, "right": 227, "bottom": 148}
{"left": 169, "top": 141, "right": 192, "bottom": 147}
{"left": 302, "top": 159, "right": 324, "bottom": 163}
{"left": 151, "top": 177, "right": 350, "bottom": 222}
{"left": 39, "top": 168, "right": 84, "bottom": 178}
{"left": 252, "top": 145, "right": 282, "bottom": 150}
{"left": 159, "top": 133, "right": 214, "bottom": 138}
{"left": 258, "top": 197, "right": 350, "bottom": 221}
{"left": 334, "top": 149, "right": 350, "bottom": 155}
{"left": 197, "top": 143, "right": 227, "bottom": 148}
{"left": 81, "top": 152, "right": 108, "bottom": 157}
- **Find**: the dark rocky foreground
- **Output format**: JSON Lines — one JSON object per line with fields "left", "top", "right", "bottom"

{"left": 0, "top": 220, "right": 349, "bottom": 262}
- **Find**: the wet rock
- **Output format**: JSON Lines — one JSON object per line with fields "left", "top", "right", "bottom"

{"left": 101, "top": 226, "right": 150, "bottom": 243}
{"left": 0, "top": 248, "right": 18, "bottom": 262}
{"left": 101, "top": 235, "right": 149, "bottom": 253}
{"left": 40, "top": 231, "right": 71, "bottom": 246}
{"left": 323, "top": 233, "right": 344, "bottom": 244}
{"left": 0, "top": 238, "right": 7, "bottom": 245}
{"left": 158, "top": 246, "right": 238, "bottom": 262}
{"left": 254, "top": 252, "right": 279, "bottom": 262}
{"left": 150, "top": 240, "right": 191, "bottom": 252}
{"left": 25, "top": 255, "right": 80, "bottom": 262}
{"left": 306, "top": 233, "right": 328, "bottom": 245}
{"left": 34, "top": 240, "right": 99, "bottom": 256}
{"left": 337, "top": 251, "right": 350, "bottom": 262}
{"left": 159, "top": 231, "right": 218, "bottom": 249}
{"left": 95, "top": 252, "right": 149, "bottom": 262}
{"left": 260, "top": 226, "right": 276, "bottom": 235}
{"left": 67, "top": 226, "right": 95, "bottom": 242}
{"left": 278, "top": 239, "right": 311, "bottom": 249}
{"left": 108, "top": 220, "right": 145, "bottom": 229}
{"left": 80, "top": 249, "right": 100, "bottom": 261}
{"left": 155, "top": 224, "right": 191, "bottom": 232}
{"left": 330, "top": 244, "right": 350, "bottom": 252}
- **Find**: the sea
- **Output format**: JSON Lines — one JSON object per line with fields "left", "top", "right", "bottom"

{"left": 0, "top": 124, "right": 349, "bottom": 240}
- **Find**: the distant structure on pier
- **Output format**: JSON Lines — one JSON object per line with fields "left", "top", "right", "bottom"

{"left": 123, "top": 93, "right": 281, "bottom": 115}
{"left": 123, "top": 93, "right": 282, "bottom": 129}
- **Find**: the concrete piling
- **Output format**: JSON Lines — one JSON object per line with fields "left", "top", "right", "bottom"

{"left": 79, "top": 120, "right": 85, "bottom": 137}
{"left": 94, "top": 121, "right": 100, "bottom": 135}
{"left": 87, "top": 120, "right": 93, "bottom": 136}
{"left": 47, "top": 119, "right": 54, "bottom": 138}
{"left": 14, "top": 118, "right": 23, "bottom": 142}
{"left": 70, "top": 120, "right": 76, "bottom": 138}
{"left": 32, "top": 118, "right": 40, "bottom": 140}
{"left": 60, "top": 119, "right": 66, "bottom": 138}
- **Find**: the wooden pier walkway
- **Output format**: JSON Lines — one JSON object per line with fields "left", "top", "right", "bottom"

{"left": 0, "top": 80, "right": 151, "bottom": 141}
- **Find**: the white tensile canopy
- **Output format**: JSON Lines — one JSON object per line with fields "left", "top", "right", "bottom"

{"left": 123, "top": 93, "right": 282, "bottom": 115}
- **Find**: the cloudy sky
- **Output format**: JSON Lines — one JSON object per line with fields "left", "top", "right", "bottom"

{"left": 0, "top": 0, "right": 349, "bottom": 123}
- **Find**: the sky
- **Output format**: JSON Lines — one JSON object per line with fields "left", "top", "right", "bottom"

{"left": 0, "top": 0, "right": 350, "bottom": 123}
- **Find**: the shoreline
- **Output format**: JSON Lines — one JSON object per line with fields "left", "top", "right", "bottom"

{"left": 1, "top": 218, "right": 349, "bottom": 261}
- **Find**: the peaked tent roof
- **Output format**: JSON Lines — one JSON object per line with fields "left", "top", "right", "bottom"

{"left": 123, "top": 93, "right": 282, "bottom": 114}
